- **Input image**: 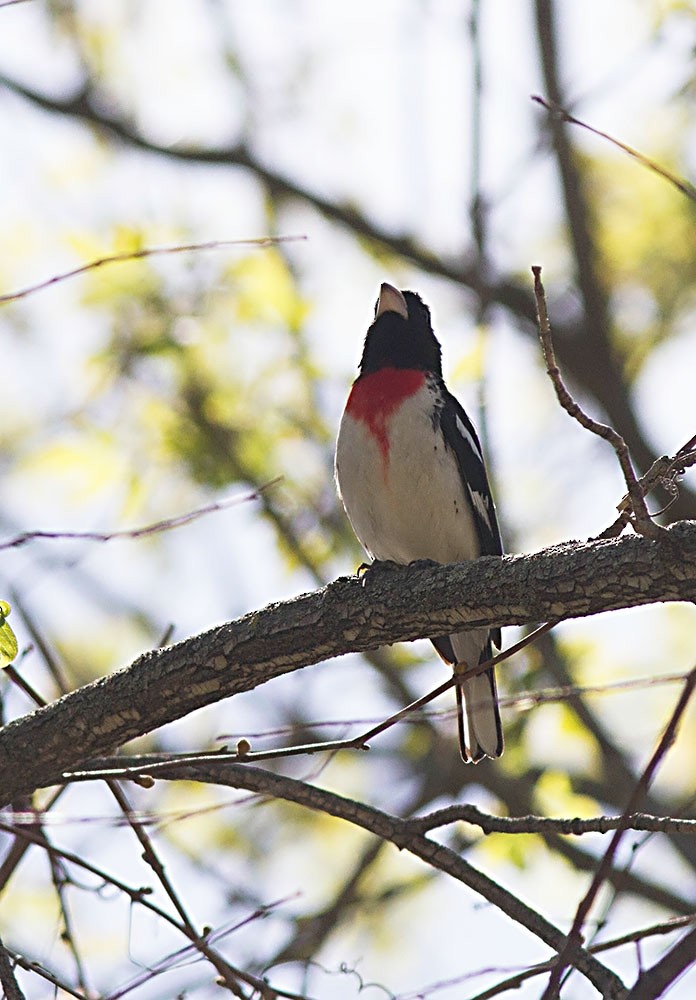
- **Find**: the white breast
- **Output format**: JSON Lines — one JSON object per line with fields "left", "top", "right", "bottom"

{"left": 335, "top": 387, "right": 479, "bottom": 565}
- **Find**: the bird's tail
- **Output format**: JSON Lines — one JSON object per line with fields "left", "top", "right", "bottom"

{"left": 455, "top": 645, "right": 503, "bottom": 763}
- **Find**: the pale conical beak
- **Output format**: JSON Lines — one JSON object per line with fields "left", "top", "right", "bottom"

{"left": 376, "top": 282, "right": 408, "bottom": 320}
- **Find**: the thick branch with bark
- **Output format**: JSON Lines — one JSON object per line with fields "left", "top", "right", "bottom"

{"left": 0, "top": 523, "right": 694, "bottom": 804}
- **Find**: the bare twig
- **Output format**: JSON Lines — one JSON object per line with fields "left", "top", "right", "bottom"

{"left": 541, "top": 667, "right": 696, "bottom": 998}
{"left": 599, "top": 438, "right": 696, "bottom": 539}
{"left": 532, "top": 265, "right": 663, "bottom": 539}
{"left": 625, "top": 926, "right": 696, "bottom": 999}
{"left": 532, "top": 95, "right": 696, "bottom": 204}
{"left": 0, "top": 237, "right": 305, "bottom": 306}
{"left": 34, "top": 668, "right": 685, "bottom": 777}
{"left": 2, "top": 665, "right": 46, "bottom": 706}
{"left": 3, "top": 954, "right": 82, "bottom": 999}
{"left": 45, "top": 846, "right": 91, "bottom": 995}
{"left": 0, "top": 937, "right": 26, "bottom": 1000}
{"left": 594, "top": 915, "right": 696, "bottom": 957}
{"left": 0, "top": 818, "right": 202, "bottom": 931}
{"left": 0, "top": 480, "right": 281, "bottom": 552}
{"left": 105, "top": 782, "right": 250, "bottom": 998}
{"left": 206, "top": 668, "right": 689, "bottom": 742}
{"left": 8, "top": 590, "right": 71, "bottom": 693}
{"left": 0, "top": 814, "right": 272, "bottom": 999}
{"left": 465, "top": 916, "right": 696, "bottom": 1000}
{"left": 104, "top": 897, "right": 311, "bottom": 1000}
{"left": 2, "top": 644, "right": 252, "bottom": 999}
{"left": 0, "top": 787, "right": 66, "bottom": 891}
{"left": 155, "top": 761, "right": 627, "bottom": 999}
{"left": 350, "top": 621, "right": 556, "bottom": 748}
{"left": 616, "top": 440, "right": 696, "bottom": 516}
{"left": 410, "top": 805, "right": 696, "bottom": 838}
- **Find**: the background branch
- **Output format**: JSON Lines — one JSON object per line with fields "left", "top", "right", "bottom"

{"left": 1, "top": 68, "right": 693, "bottom": 519}
{"left": 149, "top": 761, "right": 628, "bottom": 999}
{"left": 625, "top": 928, "right": 696, "bottom": 999}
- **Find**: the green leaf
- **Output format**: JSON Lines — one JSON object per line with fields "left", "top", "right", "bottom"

{"left": 0, "top": 600, "right": 18, "bottom": 667}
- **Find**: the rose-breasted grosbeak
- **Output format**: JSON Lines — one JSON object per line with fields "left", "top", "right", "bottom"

{"left": 335, "top": 283, "right": 503, "bottom": 762}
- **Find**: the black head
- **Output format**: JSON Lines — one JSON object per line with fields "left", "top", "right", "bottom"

{"left": 358, "top": 283, "right": 443, "bottom": 377}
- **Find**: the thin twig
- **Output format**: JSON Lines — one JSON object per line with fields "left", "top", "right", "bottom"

{"left": 40, "top": 667, "right": 688, "bottom": 779}
{"left": 624, "top": 926, "right": 696, "bottom": 999}
{"left": 465, "top": 915, "right": 696, "bottom": 1000}
{"left": 2, "top": 641, "right": 252, "bottom": 999}
{"left": 8, "top": 590, "right": 71, "bottom": 694}
{"left": 161, "top": 762, "right": 627, "bottom": 999}
{"left": 56, "top": 661, "right": 693, "bottom": 780}
{"left": 45, "top": 846, "right": 91, "bottom": 995}
{"left": 410, "top": 805, "right": 696, "bottom": 838}
{"left": 104, "top": 900, "right": 311, "bottom": 1000}
{"left": 541, "top": 667, "right": 696, "bottom": 998}
{"left": 0, "top": 480, "right": 281, "bottom": 552}
{"left": 532, "top": 95, "right": 696, "bottom": 204}
{"left": 1, "top": 665, "right": 46, "bottom": 706}
{"left": 54, "top": 758, "right": 696, "bottom": 839}
{"left": 0, "top": 787, "right": 66, "bottom": 891}
{"left": 0, "top": 936, "right": 26, "bottom": 1000}
{"left": 0, "top": 236, "right": 305, "bottom": 305}
{"left": 207, "top": 667, "right": 690, "bottom": 740}
{"left": 594, "top": 914, "right": 696, "bottom": 957}
{"left": 614, "top": 443, "right": 696, "bottom": 516}
{"left": 2, "top": 950, "right": 81, "bottom": 999}
{"left": 0, "top": 819, "right": 203, "bottom": 932}
{"left": 599, "top": 443, "right": 696, "bottom": 539}
{"left": 340, "top": 621, "right": 554, "bottom": 750}
{"left": 532, "top": 265, "right": 663, "bottom": 539}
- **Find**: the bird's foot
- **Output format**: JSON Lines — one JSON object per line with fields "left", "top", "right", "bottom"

{"left": 357, "top": 559, "right": 403, "bottom": 584}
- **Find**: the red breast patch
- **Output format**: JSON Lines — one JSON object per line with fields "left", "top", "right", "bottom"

{"left": 346, "top": 367, "right": 426, "bottom": 460}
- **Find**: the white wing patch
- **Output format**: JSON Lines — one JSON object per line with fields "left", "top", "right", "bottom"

{"left": 470, "top": 489, "right": 493, "bottom": 533}
{"left": 455, "top": 414, "right": 483, "bottom": 464}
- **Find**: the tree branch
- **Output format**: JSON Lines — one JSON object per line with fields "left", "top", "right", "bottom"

{"left": 0, "top": 524, "right": 694, "bottom": 804}
{"left": 532, "top": 0, "right": 679, "bottom": 517}
{"left": 1, "top": 69, "right": 693, "bottom": 519}
{"left": 625, "top": 927, "right": 696, "bottom": 999}
{"left": 541, "top": 668, "right": 696, "bottom": 996}
{"left": 411, "top": 805, "right": 696, "bottom": 838}
{"left": 150, "top": 761, "right": 628, "bottom": 999}
{"left": 532, "top": 265, "right": 660, "bottom": 539}
{"left": 0, "top": 937, "right": 26, "bottom": 1000}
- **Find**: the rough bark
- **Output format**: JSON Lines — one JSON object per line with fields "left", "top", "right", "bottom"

{"left": 0, "top": 522, "right": 694, "bottom": 804}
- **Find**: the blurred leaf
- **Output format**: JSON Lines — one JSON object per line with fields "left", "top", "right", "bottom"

{"left": 19, "top": 432, "right": 129, "bottom": 505}
{"left": 534, "top": 769, "right": 598, "bottom": 820}
{"left": 592, "top": 145, "right": 696, "bottom": 371}
{"left": 0, "top": 601, "right": 18, "bottom": 667}
{"left": 450, "top": 325, "right": 488, "bottom": 383}
{"left": 482, "top": 828, "right": 541, "bottom": 870}
{"left": 227, "top": 249, "right": 310, "bottom": 331}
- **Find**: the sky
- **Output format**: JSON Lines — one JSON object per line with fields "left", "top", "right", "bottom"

{"left": 1, "top": 1, "right": 696, "bottom": 998}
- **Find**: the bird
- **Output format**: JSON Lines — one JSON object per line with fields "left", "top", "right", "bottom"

{"left": 335, "top": 282, "right": 504, "bottom": 762}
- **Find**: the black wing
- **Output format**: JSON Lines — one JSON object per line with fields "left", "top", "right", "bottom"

{"left": 438, "top": 385, "right": 503, "bottom": 647}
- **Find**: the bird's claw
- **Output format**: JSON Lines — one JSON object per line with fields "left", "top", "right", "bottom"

{"left": 357, "top": 559, "right": 402, "bottom": 584}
